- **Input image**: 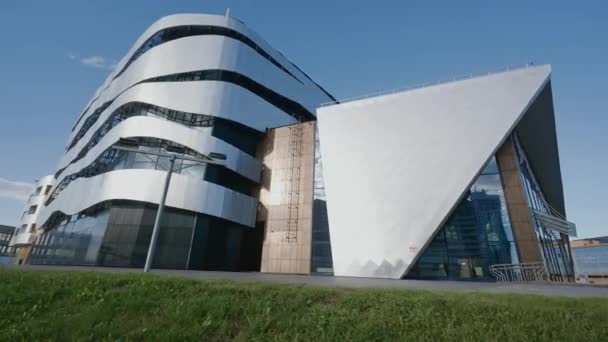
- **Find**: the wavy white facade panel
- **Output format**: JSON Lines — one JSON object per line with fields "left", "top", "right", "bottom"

{"left": 90, "top": 14, "right": 313, "bottom": 105}
{"left": 74, "top": 15, "right": 329, "bottom": 136}
{"left": 59, "top": 113, "right": 262, "bottom": 185}
{"left": 47, "top": 13, "right": 333, "bottom": 235}
{"left": 54, "top": 116, "right": 262, "bottom": 196}
{"left": 61, "top": 81, "right": 293, "bottom": 169}
{"left": 9, "top": 175, "right": 54, "bottom": 246}
{"left": 37, "top": 170, "right": 257, "bottom": 229}
{"left": 71, "top": 37, "right": 320, "bottom": 139}
{"left": 113, "top": 36, "right": 323, "bottom": 109}
{"left": 317, "top": 65, "right": 551, "bottom": 279}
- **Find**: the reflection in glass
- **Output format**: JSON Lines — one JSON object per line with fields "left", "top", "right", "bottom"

{"left": 311, "top": 126, "right": 334, "bottom": 274}
{"left": 132, "top": 151, "right": 158, "bottom": 170}
{"left": 156, "top": 156, "right": 172, "bottom": 171}
{"left": 30, "top": 202, "right": 252, "bottom": 272}
{"left": 30, "top": 209, "right": 111, "bottom": 266}
{"left": 513, "top": 135, "right": 575, "bottom": 282}
{"left": 181, "top": 160, "right": 206, "bottom": 180}
{"left": 406, "top": 157, "right": 518, "bottom": 281}
{"left": 48, "top": 139, "right": 255, "bottom": 205}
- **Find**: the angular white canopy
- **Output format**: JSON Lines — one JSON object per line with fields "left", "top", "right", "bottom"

{"left": 317, "top": 65, "right": 552, "bottom": 278}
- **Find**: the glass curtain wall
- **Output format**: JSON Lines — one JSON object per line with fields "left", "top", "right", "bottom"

{"left": 31, "top": 201, "right": 254, "bottom": 271}
{"left": 310, "top": 126, "right": 334, "bottom": 274}
{"left": 97, "top": 204, "right": 195, "bottom": 269}
{"left": 405, "top": 158, "right": 519, "bottom": 281}
{"left": 512, "top": 135, "right": 575, "bottom": 282}
{"left": 48, "top": 138, "right": 257, "bottom": 206}
{"left": 30, "top": 208, "right": 111, "bottom": 266}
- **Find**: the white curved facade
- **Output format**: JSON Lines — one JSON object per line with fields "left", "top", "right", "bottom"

{"left": 42, "top": 170, "right": 256, "bottom": 227}
{"left": 75, "top": 14, "right": 331, "bottom": 126}
{"left": 37, "top": 13, "right": 334, "bottom": 231}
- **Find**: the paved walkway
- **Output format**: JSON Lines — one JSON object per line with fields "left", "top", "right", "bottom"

{"left": 6, "top": 265, "right": 608, "bottom": 298}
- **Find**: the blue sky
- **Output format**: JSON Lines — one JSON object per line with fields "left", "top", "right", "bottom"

{"left": 0, "top": 0, "right": 606, "bottom": 238}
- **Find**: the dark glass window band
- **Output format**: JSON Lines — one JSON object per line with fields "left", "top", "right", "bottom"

{"left": 66, "top": 68, "right": 313, "bottom": 158}
{"left": 68, "top": 100, "right": 212, "bottom": 153}
{"left": 48, "top": 138, "right": 257, "bottom": 207}
{"left": 72, "top": 101, "right": 96, "bottom": 132}
{"left": 70, "top": 25, "right": 336, "bottom": 133}
{"left": 67, "top": 100, "right": 114, "bottom": 151}
{"left": 144, "top": 69, "right": 317, "bottom": 121}
{"left": 114, "top": 25, "right": 303, "bottom": 85}
{"left": 56, "top": 101, "right": 261, "bottom": 180}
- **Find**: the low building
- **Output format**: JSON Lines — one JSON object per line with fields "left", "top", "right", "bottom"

{"left": 0, "top": 225, "right": 16, "bottom": 265}
{"left": 9, "top": 175, "right": 54, "bottom": 265}
{"left": 571, "top": 236, "right": 608, "bottom": 284}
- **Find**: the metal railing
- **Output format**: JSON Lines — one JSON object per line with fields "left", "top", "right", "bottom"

{"left": 490, "top": 262, "right": 547, "bottom": 283}
{"left": 319, "top": 62, "right": 540, "bottom": 107}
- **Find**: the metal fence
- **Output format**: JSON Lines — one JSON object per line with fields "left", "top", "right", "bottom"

{"left": 489, "top": 262, "right": 547, "bottom": 283}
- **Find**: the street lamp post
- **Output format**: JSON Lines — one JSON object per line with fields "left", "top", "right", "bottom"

{"left": 144, "top": 154, "right": 176, "bottom": 273}
{"left": 112, "top": 139, "right": 225, "bottom": 273}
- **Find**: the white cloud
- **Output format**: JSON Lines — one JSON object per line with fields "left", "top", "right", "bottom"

{"left": 69, "top": 53, "right": 116, "bottom": 70}
{"left": 108, "top": 60, "right": 118, "bottom": 71}
{"left": 0, "top": 177, "right": 34, "bottom": 202}
{"left": 81, "top": 56, "right": 107, "bottom": 69}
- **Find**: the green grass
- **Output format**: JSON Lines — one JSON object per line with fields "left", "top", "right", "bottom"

{"left": 0, "top": 269, "right": 606, "bottom": 341}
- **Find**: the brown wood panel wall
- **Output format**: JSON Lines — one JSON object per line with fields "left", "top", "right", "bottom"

{"left": 496, "top": 137, "right": 543, "bottom": 263}
{"left": 256, "top": 122, "right": 315, "bottom": 274}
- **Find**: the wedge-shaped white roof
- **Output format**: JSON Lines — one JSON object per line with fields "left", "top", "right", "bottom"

{"left": 317, "top": 65, "right": 551, "bottom": 278}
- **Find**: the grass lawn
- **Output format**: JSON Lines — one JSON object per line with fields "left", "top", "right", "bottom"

{"left": 0, "top": 269, "right": 607, "bottom": 341}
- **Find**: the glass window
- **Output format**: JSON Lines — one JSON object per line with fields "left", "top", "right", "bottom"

{"left": 481, "top": 157, "right": 499, "bottom": 175}
{"left": 140, "top": 145, "right": 159, "bottom": 153}
{"left": 406, "top": 155, "right": 518, "bottom": 281}
{"left": 27, "top": 208, "right": 111, "bottom": 267}
{"left": 34, "top": 186, "right": 42, "bottom": 196}
{"left": 44, "top": 185, "right": 52, "bottom": 195}
{"left": 513, "top": 135, "right": 574, "bottom": 281}
{"left": 311, "top": 127, "right": 333, "bottom": 274}
{"left": 28, "top": 205, "right": 38, "bottom": 215}
{"left": 110, "top": 151, "right": 129, "bottom": 170}
{"left": 180, "top": 160, "right": 205, "bottom": 180}
{"left": 131, "top": 152, "right": 158, "bottom": 170}
{"left": 156, "top": 156, "right": 172, "bottom": 172}
{"left": 153, "top": 210, "right": 195, "bottom": 269}
{"left": 172, "top": 159, "right": 183, "bottom": 174}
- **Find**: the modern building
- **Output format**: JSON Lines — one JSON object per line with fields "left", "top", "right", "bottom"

{"left": 24, "top": 13, "right": 334, "bottom": 272}
{"left": 16, "top": 13, "right": 577, "bottom": 282}
{"left": 0, "top": 225, "right": 16, "bottom": 265}
{"left": 9, "top": 175, "right": 54, "bottom": 265}
{"left": 571, "top": 236, "right": 608, "bottom": 284}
